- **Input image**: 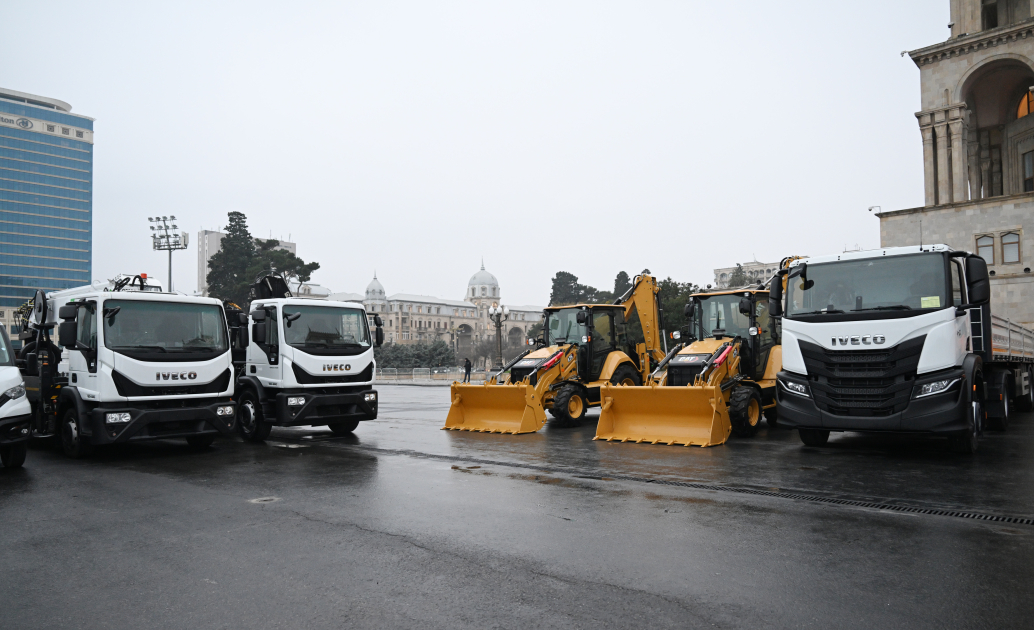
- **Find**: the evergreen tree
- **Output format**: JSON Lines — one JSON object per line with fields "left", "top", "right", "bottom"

{"left": 613, "top": 271, "right": 632, "bottom": 298}
{"left": 248, "top": 238, "right": 321, "bottom": 286}
{"left": 548, "top": 271, "right": 583, "bottom": 306}
{"left": 206, "top": 212, "right": 256, "bottom": 306}
{"left": 727, "top": 263, "right": 748, "bottom": 287}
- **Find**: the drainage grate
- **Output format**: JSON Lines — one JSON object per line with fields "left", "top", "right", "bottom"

{"left": 319, "top": 443, "right": 1034, "bottom": 527}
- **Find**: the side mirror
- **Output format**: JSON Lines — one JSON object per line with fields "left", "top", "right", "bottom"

{"left": 58, "top": 321, "right": 78, "bottom": 347}
{"left": 284, "top": 312, "right": 301, "bottom": 327}
{"left": 375, "top": 328, "right": 384, "bottom": 347}
{"left": 374, "top": 314, "right": 383, "bottom": 327}
{"left": 58, "top": 305, "right": 78, "bottom": 320}
{"left": 966, "top": 255, "right": 991, "bottom": 305}
{"left": 238, "top": 313, "right": 249, "bottom": 326}
{"left": 250, "top": 309, "right": 266, "bottom": 322}
{"left": 238, "top": 327, "right": 250, "bottom": 349}
{"left": 739, "top": 297, "right": 752, "bottom": 315}
{"left": 683, "top": 302, "right": 695, "bottom": 318}
{"left": 768, "top": 272, "right": 784, "bottom": 317}
{"left": 252, "top": 322, "right": 267, "bottom": 344}
{"left": 576, "top": 311, "right": 588, "bottom": 325}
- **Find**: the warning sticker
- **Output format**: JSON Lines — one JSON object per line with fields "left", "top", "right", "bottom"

{"left": 921, "top": 296, "right": 941, "bottom": 308}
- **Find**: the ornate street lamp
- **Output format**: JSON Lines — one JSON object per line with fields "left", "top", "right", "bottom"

{"left": 487, "top": 304, "right": 510, "bottom": 371}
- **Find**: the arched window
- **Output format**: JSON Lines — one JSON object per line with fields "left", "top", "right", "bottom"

{"left": 1019, "top": 93, "right": 1034, "bottom": 120}
{"left": 1002, "top": 232, "right": 1021, "bottom": 263}
{"left": 977, "top": 235, "right": 995, "bottom": 264}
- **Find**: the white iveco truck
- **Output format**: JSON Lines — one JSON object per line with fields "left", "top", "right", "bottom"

{"left": 19, "top": 275, "right": 237, "bottom": 458}
{"left": 770, "top": 244, "right": 1034, "bottom": 453}
{"left": 233, "top": 275, "right": 383, "bottom": 441}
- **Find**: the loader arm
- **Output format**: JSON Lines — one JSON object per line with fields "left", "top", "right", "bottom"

{"left": 620, "top": 275, "right": 667, "bottom": 380}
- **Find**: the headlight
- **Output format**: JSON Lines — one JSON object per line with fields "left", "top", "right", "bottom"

{"left": 4, "top": 385, "right": 25, "bottom": 400}
{"left": 287, "top": 397, "right": 305, "bottom": 406}
{"left": 779, "top": 379, "right": 810, "bottom": 398}
{"left": 105, "top": 412, "right": 131, "bottom": 424}
{"left": 914, "top": 378, "right": 960, "bottom": 399}
{"left": 364, "top": 392, "right": 377, "bottom": 402}
{"left": 216, "top": 406, "right": 235, "bottom": 416}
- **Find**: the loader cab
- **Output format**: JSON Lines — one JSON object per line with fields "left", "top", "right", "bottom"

{"left": 688, "top": 290, "right": 773, "bottom": 382}
{"left": 543, "top": 305, "right": 628, "bottom": 382}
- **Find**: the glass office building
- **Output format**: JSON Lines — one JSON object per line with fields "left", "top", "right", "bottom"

{"left": 0, "top": 88, "right": 93, "bottom": 327}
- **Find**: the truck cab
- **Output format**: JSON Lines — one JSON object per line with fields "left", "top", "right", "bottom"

{"left": 235, "top": 295, "right": 384, "bottom": 441}
{"left": 0, "top": 323, "right": 31, "bottom": 468}
{"left": 20, "top": 277, "right": 238, "bottom": 458}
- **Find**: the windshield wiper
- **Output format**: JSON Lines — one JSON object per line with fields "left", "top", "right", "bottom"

{"left": 114, "top": 345, "right": 166, "bottom": 352}
{"left": 851, "top": 305, "right": 912, "bottom": 312}
{"left": 792, "top": 309, "right": 846, "bottom": 316}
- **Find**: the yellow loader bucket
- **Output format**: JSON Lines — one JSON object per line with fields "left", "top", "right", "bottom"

{"left": 443, "top": 381, "right": 548, "bottom": 434}
{"left": 594, "top": 382, "right": 732, "bottom": 447}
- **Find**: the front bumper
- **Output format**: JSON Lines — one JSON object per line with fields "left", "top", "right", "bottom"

{"left": 0, "top": 413, "right": 32, "bottom": 445}
{"left": 88, "top": 399, "right": 237, "bottom": 445}
{"left": 776, "top": 370, "right": 969, "bottom": 434}
{"left": 273, "top": 389, "right": 378, "bottom": 427}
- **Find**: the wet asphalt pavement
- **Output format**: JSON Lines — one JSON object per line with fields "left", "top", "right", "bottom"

{"left": 2, "top": 384, "right": 1033, "bottom": 629}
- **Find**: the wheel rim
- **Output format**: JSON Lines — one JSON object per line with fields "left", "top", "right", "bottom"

{"left": 620, "top": 378, "right": 635, "bottom": 386}
{"left": 747, "top": 399, "right": 760, "bottom": 427}
{"left": 568, "top": 395, "right": 583, "bottom": 417}
{"left": 240, "top": 401, "right": 257, "bottom": 433}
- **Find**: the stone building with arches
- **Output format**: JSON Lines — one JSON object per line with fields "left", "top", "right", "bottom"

{"left": 878, "top": 0, "right": 1034, "bottom": 325}
{"left": 339, "top": 263, "right": 544, "bottom": 365}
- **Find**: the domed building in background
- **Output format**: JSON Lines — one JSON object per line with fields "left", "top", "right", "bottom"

{"left": 329, "top": 262, "right": 544, "bottom": 367}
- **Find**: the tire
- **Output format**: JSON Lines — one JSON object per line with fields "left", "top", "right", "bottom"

{"left": 329, "top": 419, "right": 361, "bottom": 435}
{"left": 991, "top": 387, "right": 1010, "bottom": 431}
{"left": 551, "top": 385, "right": 587, "bottom": 428}
{"left": 236, "top": 389, "right": 272, "bottom": 443}
{"left": 729, "top": 386, "right": 763, "bottom": 438}
{"left": 949, "top": 399, "right": 982, "bottom": 454}
{"left": 798, "top": 428, "right": 830, "bottom": 447}
{"left": 764, "top": 406, "right": 778, "bottom": 428}
{"left": 1016, "top": 369, "right": 1034, "bottom": 412}
{"left": 186, "top": 434, "right": 216, "bottom": 449}
{"left": 609, "top": 364, "right": 641, "bottom": 387}
{"left": 0, "top": 442, "right": 27, "bottom": 468}
{"left": 61, "top": 408, "right": 92, "bottom": 459}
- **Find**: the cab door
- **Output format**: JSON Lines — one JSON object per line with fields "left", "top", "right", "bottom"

{"left": 69, "top": 301, "right": 99, "bottom": 398}
{"left": 588, "top": 310, "right": 615, "bottom": 382}
{"left": 250, "top": 306, "right": 282, "bottom": 384}
{"left": 751, "top": 296, "right": 776, "bottom": 381}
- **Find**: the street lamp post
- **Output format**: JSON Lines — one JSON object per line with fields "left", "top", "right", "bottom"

{"left": 487, "top": 305, "right": 509, "bottom": 371}
{"left": 148, "top": 216, "right": 188, "bottom": 291}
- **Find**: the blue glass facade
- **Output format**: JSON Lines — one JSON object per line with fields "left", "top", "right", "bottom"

{"left": 0, "top": 97, "right": 92, "bottom": 311}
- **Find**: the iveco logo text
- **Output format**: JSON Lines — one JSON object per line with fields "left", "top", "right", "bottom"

{"left": 831, "top": 335, "right": 886, "bottom": 346}
{"left": 156, "top": 372, "right": 198, "bottom": 381}
{"left": 323, "top": 364, "right": 351, "bottom": 372}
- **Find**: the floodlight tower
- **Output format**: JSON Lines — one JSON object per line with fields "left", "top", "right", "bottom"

{"left": 148, "top": 216, "right": 189, "bottom": 291}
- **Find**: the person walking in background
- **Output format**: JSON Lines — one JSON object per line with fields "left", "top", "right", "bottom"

{"left": 463, "top": 358, "right": 472, "bottom": 383}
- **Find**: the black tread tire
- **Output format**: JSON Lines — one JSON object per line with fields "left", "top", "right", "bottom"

{"left": 0, "top": 442, "right": 27, "bottom": 468}
{"left": 237, "top": 389, "right": 272, "bottom": 443}
{"left": 1015, "top": 369, "right": 1034, "bottom": 412}
{"left": 992, "top": 388, "right": 1010, "bottom": 431}
{"left": 329, "top": 419, "right": 361, "bottom": 435}
{"left": 186, "top": 434, "right": 216, "bottom": 449}
{"left": 798, "top": 428, "right": 830, "bottom": 447}
{"left": 729, "top": 386, "right": 763, "bottom": 438}
{"left": 61, "top": 408, "right": 92, "bottom": 459}
{"left": 949, "top": 400, "right": 982, "bottom": 454}
{"left": 609, "top": 364, "right": 642, "bottom": 387}
{"left": 764, "top": 406, "right": 778, "bottom": 428}
{"left": 551, "top": 385, "right": 587, "bottom": 428}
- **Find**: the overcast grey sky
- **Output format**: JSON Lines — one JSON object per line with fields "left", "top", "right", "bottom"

{"left": 3, "top": 1, "right": 948, "bottom": 305}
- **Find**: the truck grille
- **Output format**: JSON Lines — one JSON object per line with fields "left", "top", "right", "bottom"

{"left": 667, "top": 365, "right": 704, "bottom": 387}
{"left": 292, "top": 363, "right": 373, "bottom": 384}
{"left": 798, "top": 336, "right": 924, "bottom": 417}
{"left": 509, "top": 367, "right": 537, "bottom": 385}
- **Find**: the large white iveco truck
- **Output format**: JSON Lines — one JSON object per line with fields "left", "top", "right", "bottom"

{"left": 233, "top": 276, "right": 384, "bottom": 441}
{"left": 769, "top": 245, "right": 1034, "bottom": 453}
{"left": 19, "top": 275, "right": 237, "bottom": 458}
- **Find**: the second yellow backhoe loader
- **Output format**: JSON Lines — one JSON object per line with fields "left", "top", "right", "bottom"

{"left": 594, "top": 279, "right": 787, "bottom": 447}
{"left": 443, "top": 275, "right": 667, "bottom": 434}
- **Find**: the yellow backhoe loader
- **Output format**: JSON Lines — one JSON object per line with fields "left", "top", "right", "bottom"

{"left": 594, "top": 281, "right": 784, "bottom": 447}
{"left": 443, "top": 275, "right": 667, "bottom": 434}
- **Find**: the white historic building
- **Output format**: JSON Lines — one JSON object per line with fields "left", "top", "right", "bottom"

{"left": 329, "top": 263, "right": 544, "bottom": 363}
{"left": 713, "top": 260, "right": 784, "bottom": 289}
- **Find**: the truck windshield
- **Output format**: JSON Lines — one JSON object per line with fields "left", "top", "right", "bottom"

{"left": 104, "top": 300, "right": 228, "bottom": 353}
{"left": 695, "top": 294, "right": 752, "bottom": 338}
{"left": 545, "top": 309, "right": 588, "bottom": 345}
{"left": 282, "top": 305, "right": 370, "bottom": 349}
{"left": 786, "top": 253, "right": 948, "bottom": 317}
{"left": 0, "top": 325, "right": 13, "bottom": 366}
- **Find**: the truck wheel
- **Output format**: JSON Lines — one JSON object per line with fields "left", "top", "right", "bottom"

{"left": 991, "top": 389, "right": 1010, "bottom": 432}
{"left": 61, "top": 408, "right": 92, "bottom": 459}
{"left": 949, "top": 400, "right": 982, "bottom": 454}
{"left": 764, "top": 407, "right": 778, "bottom": 428}
{"left": 729, "top": 386, "right": 762, "bottom": 438}
{"left": 329, "top": 420, "right": 361, "bottom": 435}
{"left": 609, "top": 364, "right": 641, "bottom": 387}
{"left": 1015, "top": 369, "right": 1034, "bottom": 412}
{"left": 186, "top": 435, "right": 216, "bottom": 449}
{"left": 551, "top": 385, "right": 587, "bottom": 428}
{"left": 0, "top": 442, "right": 27, "bottom": 468}
{"left": 237, "top": 390, "right": 271, "bottom": 443}
{"left": 798, "top": 429, "right": 829, "bottom": 447}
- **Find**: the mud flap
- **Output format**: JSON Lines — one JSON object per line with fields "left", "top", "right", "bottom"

{"left": 594, "top": 382, "right": 732, "bottom": 446}
{"left": 443, "top": 381, "right": 548, "bottom": 434}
